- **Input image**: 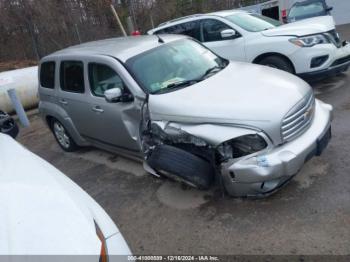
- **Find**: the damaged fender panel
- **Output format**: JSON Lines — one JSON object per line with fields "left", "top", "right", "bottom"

{"left": 140, "top": 119, "right": 217, "bottom": 188}
{"left": 140, "top": 118, "right": 269, "bottom": 189}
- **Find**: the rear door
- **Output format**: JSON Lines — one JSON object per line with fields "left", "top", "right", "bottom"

{"left": 199, "top": 18, "right": 246, "bottom": 62}
{"left": 56, "top": 59, "right": 92, "bottom": 139}
{"left": 39, "top": 61, "right": 56, "bottom": 104}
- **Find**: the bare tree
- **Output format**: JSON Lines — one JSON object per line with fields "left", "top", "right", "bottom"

{"left": 0, "top": 0, "right": 268, "bottom": 63}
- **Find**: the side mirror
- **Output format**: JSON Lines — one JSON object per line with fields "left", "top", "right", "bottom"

{"left": 104, "top": 87, "right": 122, "bottom": 103}
{"left": 221, "top": 29, "right": 236, "bottom": 39}
{"left": 326, "top": 6, "right": 333, "bottom": 12}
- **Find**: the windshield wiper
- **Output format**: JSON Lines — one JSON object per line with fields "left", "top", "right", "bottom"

{"left": 200, "top": 65, "right": 225, "bottom": 80}
{"left": 152, "top": 79, "right": 202, "bottom": 94}
{"left": 152, "top": 65, "right": 226, "bottom": 94}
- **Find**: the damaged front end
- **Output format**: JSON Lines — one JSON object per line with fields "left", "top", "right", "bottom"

{"left": 142, "top": 120, "right": 216, "bottom": 189}
{"left": 139, "top": 100, "right": 271, "bottom": 193}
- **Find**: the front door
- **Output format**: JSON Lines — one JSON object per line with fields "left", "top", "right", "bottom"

{"left": 200, "top": 18, "right": 246, "bottom": 62}
{"left": 82, "top": 58, "right": 141, "bottom": 152}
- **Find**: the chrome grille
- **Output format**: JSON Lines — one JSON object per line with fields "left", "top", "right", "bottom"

{"left": 281, "top": 92, "right": 315, "bottom": 143}
{"left": 326, "top": 29, "right": 342, "bottom": 48}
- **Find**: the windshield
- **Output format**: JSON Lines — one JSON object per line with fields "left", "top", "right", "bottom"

{"left": 126, "top": 39, "right": 227, "bottom": 94}
{"left": 225, "top": 13, "right": 281, "bottom": 32}
{"left": 288, "top": 2, "right": 325, "bottom": 19}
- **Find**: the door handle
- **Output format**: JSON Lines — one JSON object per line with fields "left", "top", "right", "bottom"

{"left": 59, "top": 99, "right": 68, "bottom": 105}
{"left": 92, "top": 106, "right": 104, "bottom": 113}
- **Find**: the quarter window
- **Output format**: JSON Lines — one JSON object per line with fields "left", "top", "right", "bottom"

{"left": 201, "top": 19, "right": 234, "bottom": 42}
{"left": 156, "top": 21, "right": 201, "bottom": 41}
{"left": 40, "top": 61, "right": 55, "bottom": 89}
{"left": 88, "top": 63, "right": 125, "bottom": 97}
{"left": 60, "top": 61, "right": 85, "bottom": 93}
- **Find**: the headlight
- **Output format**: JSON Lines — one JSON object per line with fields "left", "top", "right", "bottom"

{"left": 289, "top": 34, "right": 330, "bottom": 47}
{"left": 217, "top": 134, "right": 267, "bottom": 161}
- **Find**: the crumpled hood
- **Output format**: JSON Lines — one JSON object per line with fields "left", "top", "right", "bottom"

{"left": 149, "top": 62, "right": 311, "bottom": 144}
{"left": 0, "top": 134, "right": 106, "bottom": 255}
{"left": 262, "top": 16, "right": 335, "bottom": 37}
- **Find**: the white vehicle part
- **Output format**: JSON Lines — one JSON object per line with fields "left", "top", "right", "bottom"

{"left": 0, "top": 133, "right": 131, "bottom": 255}
{"left": 0, "top": 66, "right": 38, "bottom": 112}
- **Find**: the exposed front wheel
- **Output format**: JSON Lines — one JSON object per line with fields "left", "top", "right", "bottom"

{"left": 146, "top": 144, "right": 215, "bottom": 189}
{"left": 259, "top": 56, "right": 294, "bottom": 74}
{"left": 51, "top": 119, "right": 78, "bottom": 152}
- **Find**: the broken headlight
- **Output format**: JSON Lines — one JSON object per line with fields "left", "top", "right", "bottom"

{"left": 217, "top": 134, "right": 267, "bottom": 161}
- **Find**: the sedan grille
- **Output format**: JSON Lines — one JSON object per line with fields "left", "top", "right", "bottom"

{"left": 281, "top": 92, "right": 315, "bottom": 143}
{"left": 326, "top": 29, "right": 342, "bottom": 48}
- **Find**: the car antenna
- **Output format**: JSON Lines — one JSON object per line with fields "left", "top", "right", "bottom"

{"left": 156, "top": 34, "right": 165, "bottom": 44}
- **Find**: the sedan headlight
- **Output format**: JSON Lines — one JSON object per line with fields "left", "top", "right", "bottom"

{"left": 217, "top": 134, "right": 267, "bottom": 161}
{"left": 289, "top": 34, "right": 330, "bottom": 47}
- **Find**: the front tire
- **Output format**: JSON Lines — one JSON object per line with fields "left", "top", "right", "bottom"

{"left": 258, "top": 56, "right": 294, "bottom": 74}
{"left": 146, "top": 144, "right": 214, "bottom": 189}
{"left": 51, "top": 119, "right": 78, "bottom": 152}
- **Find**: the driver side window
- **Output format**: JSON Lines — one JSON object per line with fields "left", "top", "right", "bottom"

{"left": 88, "top": 63, "right": 127, "bottom": 97}
{"left": 201, "top": 19, "right": 234, "bottom": 42}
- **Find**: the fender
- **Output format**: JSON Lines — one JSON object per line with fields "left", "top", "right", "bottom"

{"left": 152, "top": 121, "right": 261, "bottom": 146}
{"left": 39, "top": 101, "right": 90, "bottom": 146}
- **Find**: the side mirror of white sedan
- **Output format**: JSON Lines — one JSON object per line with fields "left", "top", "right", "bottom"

{"left": 221, "top": 29, "right": 236, "bottom": 39}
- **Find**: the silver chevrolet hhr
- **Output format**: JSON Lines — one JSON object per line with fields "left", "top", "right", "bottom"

{"left": 38, "top": 35, "right": 333, "bottom": 197}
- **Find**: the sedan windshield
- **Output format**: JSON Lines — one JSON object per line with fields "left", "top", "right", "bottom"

{"left": 126, "top": 39, "right": 227, "bottom": 94}
{"left": 225, "top": 13, "right": 281, "bottom": 32}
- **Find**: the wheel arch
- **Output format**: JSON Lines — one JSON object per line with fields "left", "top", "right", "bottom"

{"left": 45, "top": 114, "right": 89, "bottom": 147}
{"left": 252, "top": 52, "right": 296, "bottom": 74}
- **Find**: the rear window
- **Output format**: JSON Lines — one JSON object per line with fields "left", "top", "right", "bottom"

{"left": 155, "top": 21, "right": 201, "bottom": 41}
{"left": 60, "top": 61, "right": 85, "bottom": 93}
{"left": 40, "top": 62, "right": 55, "bottom": 89}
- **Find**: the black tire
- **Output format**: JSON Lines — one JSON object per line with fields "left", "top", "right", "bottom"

{"left": 50, "top": 118, "right": 78, "bottom": 152}
{"left": 258, "top": 56, "right": 294, "bottom": 74}
{"left": 0, "top": 111, "right": 19, "bottom": 138}
{"left": 147, "top": 144, "right": 214, "bottom": 189}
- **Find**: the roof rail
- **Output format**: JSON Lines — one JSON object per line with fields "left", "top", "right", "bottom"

{"left": 158, "top": 14, "right": 204, "bottom": 27}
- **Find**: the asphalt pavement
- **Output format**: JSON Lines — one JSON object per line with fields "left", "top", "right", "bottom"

{"left": 16, "top": 25, "right": 350, "bottom": 256}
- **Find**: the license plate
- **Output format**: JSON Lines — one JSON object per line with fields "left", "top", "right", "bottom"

{"left": 316, "top": 127, "right": 332, "bottom": 156}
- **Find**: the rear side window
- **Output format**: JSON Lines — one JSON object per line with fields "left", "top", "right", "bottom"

{"left": 60, "top": 61, "right": 85, "bottom": 93}
{"left": 156, "top": 21, "right": 201, "bottom": 41}
{"left": 88, "top": 63, "right": 125, "bottom": 97}
{"left": 201, "top": 19, "right": 233, "bottom": 42}
{"left": 40, "top": 62, "right": 55, "bottom": 89}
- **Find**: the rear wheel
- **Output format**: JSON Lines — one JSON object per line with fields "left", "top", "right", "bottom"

{"left": 258, "top": 56, "right": 294, "bottom": 73}
{"left": 51, "top": 119, "right": 78, "bottom": 152}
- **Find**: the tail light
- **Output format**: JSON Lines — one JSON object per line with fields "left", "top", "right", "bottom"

{"left": 95, "top": 221, "right": 108, "bottom": 262}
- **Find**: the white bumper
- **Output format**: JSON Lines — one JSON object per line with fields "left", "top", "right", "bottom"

{"left": 221, "top": 99, "right": 333, "bottom": 197}
{"left": 291, "top": 42, "right": 350, "bottom": 74}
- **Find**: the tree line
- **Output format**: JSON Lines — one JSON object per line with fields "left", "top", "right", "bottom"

{"left": 0, "top": 0, "right": 268, "bottom": 62}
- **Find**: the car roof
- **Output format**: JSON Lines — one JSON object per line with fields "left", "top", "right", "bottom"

{"left": 155, "top": 10, "right": 248, "bottom": 28}
{"left": 43, "top": 34, "right": 187, "bottom": 62}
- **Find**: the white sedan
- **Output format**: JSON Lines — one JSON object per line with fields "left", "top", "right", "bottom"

{"left": 0, "top": 133, "right": 131, "bottom": 260}
{"left": 149, "top": 10, "right": 350, "bottom": 80}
